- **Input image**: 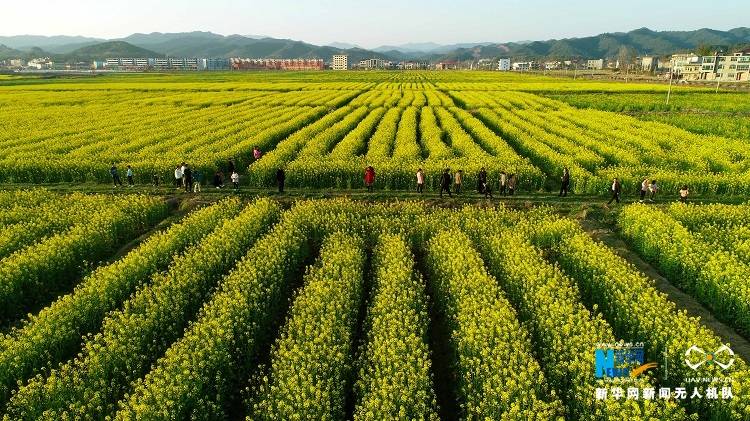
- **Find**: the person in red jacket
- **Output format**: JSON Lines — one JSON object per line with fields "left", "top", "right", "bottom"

{"left": 364, "top": 166, "right": 375, "bottom": 192}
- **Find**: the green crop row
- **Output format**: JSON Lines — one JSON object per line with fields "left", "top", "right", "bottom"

{"left": 619, "top": 204, "right": 750, "bottom": 337}
{"left": 424, "top": 229, "right": 564, "bottom": 419}
{"left": 114, "top": 201, "right": 313, "bottom": 420}
{"left": 0, "top": 194, "right": 167, "bottom": 321}
{"left": 528, "top": 216, "right": 750, "bottom": 420}
{"left": 250, "top": 232, "right": 366, "bottom": 420}
{"left": 354, "top": 234, "right": 438, "bottom": 420}
{"left": 5, "top": 199, "right": 280, "bottom": 420}
{"left": 472, "top": 229, "right": 685, "bottom": 419}
{"left": 0, "top": 198, "right": 240, "bottom": 405}
{"left": 0, "top": 193, "right": 111, "bottom": 259}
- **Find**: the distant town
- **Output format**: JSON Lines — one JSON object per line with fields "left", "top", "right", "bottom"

{"left": 2, "top": 50, "right": 749, "bottom": 82}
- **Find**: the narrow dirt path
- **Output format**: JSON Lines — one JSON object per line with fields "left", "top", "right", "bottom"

{"left": 103, "top": 196, "right": 188, "bottom": 264}
{"left": 579, "top": 219, "right": 750, "bottom": 363}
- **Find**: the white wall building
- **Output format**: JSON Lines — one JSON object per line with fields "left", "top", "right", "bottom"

{"left": 27, "top": 58, "right": 53, "bottom": 69}
{"left": 332, "top": 54, "right": 348, "bottom": 70}
{"left": 640, "top": 56, "right": 659, "bottom": 72}
{"left": 512, "top": 61, "right": 537, "bottom": 71}
{"left": 497, "top": 58, "right": 510, "bottom": 71}
{"left": 670, "top": 52, "right": 750, "bottom": 82}
{"left": 586, "top": 59, "right": 604, "bottom": 70}
{"left": 358, "top": 58, "right": 384, "bottom": 69}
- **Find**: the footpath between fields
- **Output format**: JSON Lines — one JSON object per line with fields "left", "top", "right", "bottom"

{"left": 1, "top": 182, "right": 747, "bottom": 208}
{"left": 580, "top": 219, "right": 750, "bottom": 363}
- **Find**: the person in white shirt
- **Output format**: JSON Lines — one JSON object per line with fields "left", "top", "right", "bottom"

{"left": 416, "top": 168, "right": 425, "bottom": 194}
{"left": 499, "top": 171, "right": 507, "bottom": 196}
{"left": 180, "top": 163, "right": 187, "bottom": 188}
{"left": 648, "top": 180, "right": 658, "bottom": 202}
{"left": 231, "top": 171, "right": 240, "bottom": 190}
{"left": 174, "top": 165, "right": 183, "bottom": 189}
{"left": 639, "top": 178, "right": 649, "bottom": 202}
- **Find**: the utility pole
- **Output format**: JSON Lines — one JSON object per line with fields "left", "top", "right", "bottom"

{"left": 666, "top": 72, "right": 673, "bottom": 105}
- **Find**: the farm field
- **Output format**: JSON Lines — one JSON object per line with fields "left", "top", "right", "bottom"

{"left": 0, "top": 190, "right": 747, "bottom": 420}
{"left": 1, "top": 71, "right": 749, "bottom": 420}
{"left": 549, "top": 92, "right": 750, "bottom": 140}
{"left": 1, "top": 71, "right": 749, "bottom": 196}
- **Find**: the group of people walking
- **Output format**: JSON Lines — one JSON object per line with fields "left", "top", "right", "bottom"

{"left": 173, "top": 163, "right": 204, "bottom": 193}
{"left": 639, "top": 178, "right": 659, "bottom": 203}
{"left": 110, "top": 160, "right": 691, "bottom": 205}
{"left": 109, "top": 165, "right": 135, "bottom": 188}
{"left": 211, "top": 168, "right": 239, "bottom": 191}
{"left": 606, "top": 176, "right": 689, "bottom": 205}
{"left": 412, "top": 167, "right": 518, "bottom": 198}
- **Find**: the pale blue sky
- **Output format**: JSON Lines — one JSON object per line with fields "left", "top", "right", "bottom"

{"left": 3, "top": 0, "right": 748, "bottom": 47}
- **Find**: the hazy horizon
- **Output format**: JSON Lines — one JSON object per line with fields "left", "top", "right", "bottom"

{"left": 3, "top": 0, "right": 749, "bottom": 49}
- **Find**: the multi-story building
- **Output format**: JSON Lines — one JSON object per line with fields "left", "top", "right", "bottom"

{"left": 165, "top": 58, "right": 198, "bottom": 70}
{"left": 511, "top": 61, "right": 538, "bottom": 71}
{"left": 671, "top": 52, "right": 750, "bottom": 81}
{"left": 199, "top": 58, "right": 230, "bottom": 71}
{"left": 358, "top": 58, "right": 385, "bottom": 69}
{"left": 104, "top": 58, "right": 151, "bottom": 70}
{"left": 434, "top": 61, "right": 459, "bottom": 70}
{"left": 98, "top": 57, "right": 230, "bottom": 71}
{"left": 474, "top": 58, "right": 496, "bottom": 70}
{"left": 229, "top": 58, "right": 324, "bottom": 70}
{"left": 586, "top": 59, "right": 604, "bottom": 70}
{"left": 640, "top": 56, "right": 659, "bottom": 72}
{"left": 27, "top": 58, "right": 53, "bottom": 70}
{"left": 497, "top": 58, "right": 511, "bottom": 71}
{"left": 717, "top": 52, "right": 750, "bottom": 81}
{"left": 153, "top": 58, "right": 169, "bottom": 68}
{"left": 332, "top": 54, "right": 348, "bottom": 70}
{"left": 396, "top": 61, "right": 427, "bottom": 70}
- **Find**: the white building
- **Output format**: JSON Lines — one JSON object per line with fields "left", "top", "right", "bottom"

{"left": 332, "top": 54, "right": 348, "bottom": 70}
{"left": 512, "top": 61, "right": 537, "bottom": 71}
{"left": 398, "top": 61, "right": 427, "bottom": 70}
{"left": 199, "top": 58, "right": 230, "bottom": 70}
{"left": 497, "top": 58, "right": 511, "bottom": 71}
{"left": 153, "top": 58, "right": 169, "bottom": 68}
{"left": 27, "top": 58, "right": 53, "bottom": 69}
{"left": 586, "top": 59, "right": 604, "bottom": 70}
{"left": 640, "top": 56, "right": 659, "bottom": 72}
{"left": 358, "top": 58, "right": 384, "bottom": 69}
{"left": 670, "top": 52, "right": 750, "bottom": 82}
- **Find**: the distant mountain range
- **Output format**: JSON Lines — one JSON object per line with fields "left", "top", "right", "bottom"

{"left": 372, "top": 42, "right": 496, "bottom": 55}
{"left": 1, "top": 27, "right": 749, "bottom": 63}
